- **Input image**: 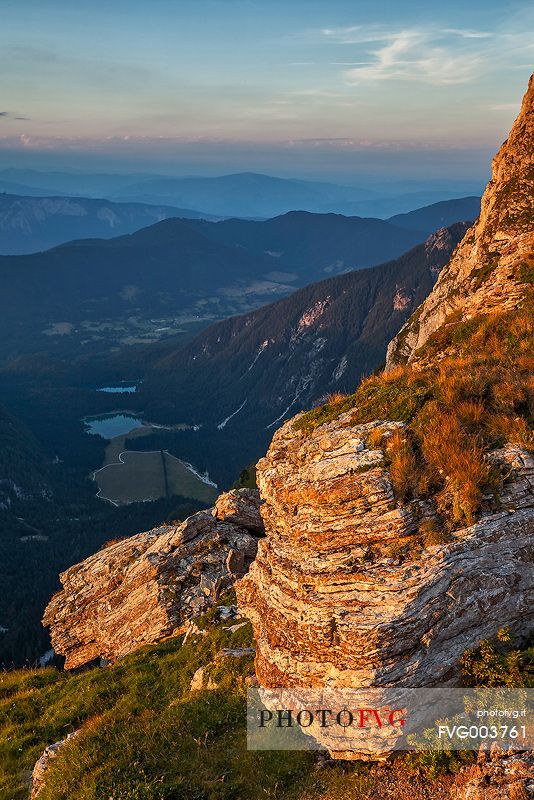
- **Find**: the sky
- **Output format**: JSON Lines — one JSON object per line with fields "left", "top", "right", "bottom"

{"left": 0, "top": 0, "right": 533, "bottom": 186}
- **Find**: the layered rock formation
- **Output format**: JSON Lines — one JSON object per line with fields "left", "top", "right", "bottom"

{"left": 236, "top": 73, "right": 534, "bottom": 707}
{"left": 39, "top": 77, "right": 533, "bottom": 791}
{"left": 44, "top": 489, "right": 262, "bottom": 669}
{"left": 386, "top": 73, "right": 534, "bottom": 368}
{"left": 236, "top": 421, "right": 534, "bottom": 690}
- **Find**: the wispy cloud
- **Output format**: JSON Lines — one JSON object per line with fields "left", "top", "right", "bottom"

{"left": 321, "top": 24, "right": 492, "bottom": 44}
{"left": 442, "top": 28, "right": 493, "bottom": 39}
{"left": 320, "top": 24, "right": 528, "bottom": 86}
{"left": 347, "top": 33, "right": 483, "bottom": 85}
{"left": 321, "top": 26, "right": 392, "bottom": 45}
{"left": 489, "top": 102, "right": 520, "bottom": 111}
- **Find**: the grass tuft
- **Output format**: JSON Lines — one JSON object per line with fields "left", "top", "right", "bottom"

{"left": 293, "top": 303, "right": 533, "bottom": 530}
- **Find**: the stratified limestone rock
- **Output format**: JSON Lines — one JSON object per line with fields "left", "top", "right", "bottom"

{"left": 237, "top": 77, "right": 534, "bottom": 762}
{"left": 451, "top": 746, "right": 534, "bottom": 800}
{"left": 387, "top": 73, "right": 534, "bottom": 368}
{"left": 44, "top": 489, "right": 262, "bottom": 669}
{"left": 236, "top": 416, "right": 534, "bottom": 690}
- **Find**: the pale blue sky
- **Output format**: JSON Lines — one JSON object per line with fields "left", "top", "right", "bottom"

{"left": 0, "top": 0, "right": 532, "bottom": 183}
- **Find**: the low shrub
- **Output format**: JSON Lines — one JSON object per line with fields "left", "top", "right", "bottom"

{"left": 461, "top": 629, "right": 534, "bottom": 688}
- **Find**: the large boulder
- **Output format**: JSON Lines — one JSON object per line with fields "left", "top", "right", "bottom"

{"left": 236, "top": 417, "right": 534, "bottom": 694}
{"left": 44, "top": 489, "right": 262, "bottom": 669}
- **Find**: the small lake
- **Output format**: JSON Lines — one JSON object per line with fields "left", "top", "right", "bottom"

{"left": 97, "top": 384, "right": 138, "bottom": 394}
{"left": 84, "top": 414, "right": 145, "bottom": 439}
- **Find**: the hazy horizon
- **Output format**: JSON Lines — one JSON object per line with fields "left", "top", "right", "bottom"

{"left": 0, "top": 165, "right": 486, "bottom": 194}
{"left": 1, "top": 0, "right": 533, "bottom": 185}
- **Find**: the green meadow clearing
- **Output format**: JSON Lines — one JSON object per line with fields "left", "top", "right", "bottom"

{"left": 94, "top": 448, "right": 218, "bottom": 506}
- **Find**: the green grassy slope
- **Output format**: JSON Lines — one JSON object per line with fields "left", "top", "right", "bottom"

{"left": 1, "top": 593, "right": 532, "bottom": 800}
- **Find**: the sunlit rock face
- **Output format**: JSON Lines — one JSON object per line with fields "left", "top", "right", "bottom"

{"left": 44, "top": 489, "right": 263, "bottom": 669}
{"left": 387, "top": 73, "right": 534, "bottom": 369}
{"left": 236, "top": 76, "right": 534, "bottom": 766}
{"left": 236, "top": 418, "right": 534, "bottom": 694}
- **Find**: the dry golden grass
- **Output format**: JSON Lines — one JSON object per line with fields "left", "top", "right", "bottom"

{"left": 455, "top": 399, "right": 486, "bottom": 429}
{"left": 101, "top": 537, "right": 124, "bottom": 549}
{"left": 486, "top": 414, "right": 533, "bottom": 448}
{"left": 410, "top": 303, "right": 532, "bottom": 526}
{"left": 377, "top": 365, "right": 408, "bottom": 383}
{"left": 417, "top": 404, "right": 496, "bottom": 526}
{"left": 366, "top": 425, "right": 388, "bottom": 450}
{"left": 325, "top": 391, "right": 348, "bottom": 405}
{"left": 418, "top": 517, "right": 451, "bottom": 547}
{"left": 385, "top": 429, "right": 425, "bottom": 502}
{"left": 296, "top": 301, "right": 533, "bottom": 530}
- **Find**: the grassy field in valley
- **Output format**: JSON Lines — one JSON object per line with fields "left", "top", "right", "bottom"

{"left": 94, "top": 448, "right": 218, "bottom": 506}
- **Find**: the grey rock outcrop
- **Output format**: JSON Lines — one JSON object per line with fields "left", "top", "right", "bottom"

{"left": 236, "top": 418, "right": 534, "bottom": 693}
{"left": 451, "top": 746, "right": 534, "bottom": 800}
{"left": 30, "top": 732, "right": 79, "bottom": 799}
{"left": 43, "top": 489, "right": 262, "bottom": 669}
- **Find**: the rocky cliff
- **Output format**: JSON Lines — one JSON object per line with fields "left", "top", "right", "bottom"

{"left": 39, "top": 77, "right": 533, "bottom": 787}
{"left": 451, "top": 747, "right": 534, "bottom": 800}
{"left": 43, "top": 79, "right": 533, "bottom": 685}
{"left": 386, "top": 73, "right": 533, "bottom": 368}
{"left": 43, "top": 489, "right": 262, "bottom": 669}
{"left": 235, "top": 73, "right": 534, "bottom": 711}
{"left": 236, "top": 422, "right": 533, "bottom": 690}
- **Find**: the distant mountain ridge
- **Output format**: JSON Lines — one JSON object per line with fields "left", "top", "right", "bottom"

{"left": 0, "top": 190, "right": 478, "bottom": 258}
{"left": 187, "top": 210, "right": 428, "bottom": 276}
{"left": 387, "top": 196, "right": 481, "bottom": 232}
{"left": 0, "top": 193, "right": 218, "bottom": 255}
{"left": 0, "top": 211, "right": 427, "bottom": 360}
{"left": 0, "top": 169, "right": 158, "bottom": 197}
{"left": 0, "top": 168, "right": 482, "bottom": 219}
{"left": 137, "top": 223, "right": 468, "bottom": 486}
{"left": 111, "top": 171, "right": 372, "bottom": 218}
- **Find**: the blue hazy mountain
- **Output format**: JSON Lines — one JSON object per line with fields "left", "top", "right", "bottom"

{"left": 0, "top": 168, "right": 482, "bottom": 219}
{"left": 0, "top": 211, "right": 426, "bottom": 360}
{"left": 387, "top": 196, "right": 481, "bottom": 231}
{"left": 0, "top": 193, "right": 218, "bottom": 255}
